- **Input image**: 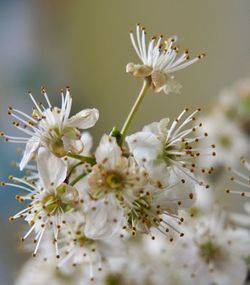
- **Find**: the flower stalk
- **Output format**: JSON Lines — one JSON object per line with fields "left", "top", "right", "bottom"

{"left": 70, "top": 171, "right": 89, "bottom": 187}
{"left": 67, "top": 152, "right": 96, "bottom": 165}
{"left": 121, "top": 79, "right": 150, "bottom": 140}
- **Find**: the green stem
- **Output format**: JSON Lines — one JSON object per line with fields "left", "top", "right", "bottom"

{"left": 121, "top": 79, "right": 150, "bottom": 139}
{"left": 67, "top": 161, "right": 84, "bottom": 180}
{"left": 67, "top": 153, "right": 96, "bottom": 165}
{"left": 70, "top": 172, "right": 88, "bottom": 186}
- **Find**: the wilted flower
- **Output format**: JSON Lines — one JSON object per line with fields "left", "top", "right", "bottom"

{"left": 126, "top": 24, "right": 205, "bottom": 94}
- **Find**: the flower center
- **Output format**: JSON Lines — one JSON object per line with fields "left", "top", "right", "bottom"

{"left": 157, "top": 141, "right": 179, "bottom": 165}
{"left": 42, "top": 184, "right": 79, "bottom": 214}
{"left": 127, "top": 195, "right": 157, "bottom": 231}
{"left": 104, "top": 171, "right": 124, "bottom": 190}
{"left": 105, "top": 273, "right": 124, "bottom": 285}
{"left": 47, "top": 126, "right": 81, "bottom": 157}
{"left": 218, "top": 134, "right": 231, "bottom": 148}
{"left": 199, "top": 241, "right": 220, "bottom": 263}
{"left": 75, "top": 229, "right": 94, "bottom": 247}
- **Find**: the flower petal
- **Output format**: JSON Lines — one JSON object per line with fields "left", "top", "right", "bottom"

{"left": 142, "top": 118, "right": 170, "bottom": 135}
{"left": 80, "top": 132, "right": 93, "bottom": 156}
{"left": 84, "top": 196, "right": 124, "bottom": 239}
{"left": 126, "top": 131, "right": 161, "bottom": 163}
{"left": 95, "top": 134, "right": 123, "bottom": 167}
{"left": 167, "top": 167, "right": 197, "bottom": 209}
{"left": 19, "top": 136, "right": 40, "bottom": 170}
{"left": 67, "top": 108, "right": 99, "bottom": 129}
{"left": 37, "top": 148, "right": 67, "bottom": 189}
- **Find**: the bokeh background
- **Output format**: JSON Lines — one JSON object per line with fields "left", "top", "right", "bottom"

{"left": 0, "top": 1, "right": 249, "bottom": 284}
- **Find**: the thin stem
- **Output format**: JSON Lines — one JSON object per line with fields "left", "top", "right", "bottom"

{"left": 67, "top": 153, "right": 96, "bottom": 165}
{"left": 70, "top": 171, "right": 88, "bottom": 186}
{"left": 121, "top": 79, "right": 150, "bottom": 139}
{"left": 66, "top": 161, "right": 84, "bottom": 180}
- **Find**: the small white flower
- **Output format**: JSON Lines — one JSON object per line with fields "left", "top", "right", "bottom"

{"left": 165, "top": 210, "right": 250, "bottom": 285}
{"left": 227, "top": 157, "right": 250, "bottom": 198}
{"left": 84, "top": 135, "right": 195, "bottom": 240}
{"left": 84, "top": 134, "right": 146, "bottom": 238}
{"left": 124, "top": 168, "right": 196, "bottom": 241}
{"left": 1, "top": 87, "right": 99, "bottom": 170}
{"left": 126, "top": 24, "right": 205, "bottom": 94}
{"left": 57, "top": 212, "right": 125, "bottom": 282}
{"left": 6, "top": 149, "right": 81, "bottom": 257}
{"left": 126, "top": 108, "right": 214, "bottom": 187}
{"left": 15, "top": 256, "right": 84, "bottom": 285}
{"left": 197, "top": 113, "right": 249, "bottom": 168}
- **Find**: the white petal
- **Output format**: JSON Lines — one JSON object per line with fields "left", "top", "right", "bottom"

{"left": 67, "top": 108, "right": 99, "bottom": 129}
{"left": 80, "top": 132, "right": 93, "bottom": 156}
{"left": 142, "top": 119, "right": 170, "bottom": 136}
{"left": 145, "top": 160, "right": 170, "bottom": 186}
{"left": 95, "top": 134, "right": 123, "bottom": 167}
{"left": 163, "top": 77, "right": 182, "bottom": 95}
{"left": 167, "top": 167, "right": 197, "bottom": 209}
{"left": 126, "top": 131, "right": 161, "bottom": 163}
{"left": 19, "top": 136, "right": 40, "bottom": 170}
{"left": 142, "top": 122, "right": 160, "bottom": 135}
{"left": 37, "top": 148, "right": 67, "bottom": 189}
{"left": 62, "top": 136, "right": 83, "bottom": 154}
{"left": 84, "top": 196, "right": 124, "bottom": 239}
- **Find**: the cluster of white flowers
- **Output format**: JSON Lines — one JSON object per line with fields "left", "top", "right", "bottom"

{"left": 1, "top": 25, "right": 250, "bottom": 285}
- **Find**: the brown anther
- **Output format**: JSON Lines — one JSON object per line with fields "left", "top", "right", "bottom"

{"left": 189, "top": 193, "right": 194, "bottom": 199}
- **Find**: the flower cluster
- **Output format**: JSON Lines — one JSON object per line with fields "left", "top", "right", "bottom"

{"left": 1, "top": 25, "right": 250, "bottom": 285}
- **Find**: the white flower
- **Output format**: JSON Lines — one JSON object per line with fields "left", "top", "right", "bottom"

{"left": 218, "top": 77, "right": 250, "bottom": 115}
{"left": 124, "top": 168, "right": 196, "bottom": 241}
{"left": 197, "top": 113, "right": 249, "bottom": 168}
{"left": 15, "top": 257, "right": 84, "bottom": 285}
{"left": 165, "top": 210, "right": 250, "bottom": 285}
{"left": 6, "top": 148, "right": 81, "bottom": 257}
{"left": 126, "top": 24, "right": 205, "bottom": 94}
{"left": 84, "top": 134, "right": 146, "bottom": 238}
{"left": 1, "top": 87, "right": 99, "bottom": 170}
{"left": 105, "top": 235, "right": 190, "bottom": 285}
{"left": 84, "top": 135, "right": 196, "bottom": 240}
{"left": 227, "top": 157, "right": 250, "bottom": 198}
{"left": 126, "top": 108, "right": 214, "bottom": 187}
{"left": 57, "top": 212, "right": 125, "bottom": 282}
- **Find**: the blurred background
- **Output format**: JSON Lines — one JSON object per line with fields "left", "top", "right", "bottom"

{"left": 0, "top": 1, "right": 249, "bottom": 284}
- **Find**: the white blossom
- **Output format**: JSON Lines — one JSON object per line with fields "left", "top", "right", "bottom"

{"left": 5, "top": 149, "right": 81, "bottom": 257}
{"left": 55, "top": 211, "right": 125, "bottom": 281}
{"left": 227, "top": 157, "right": 250, "bottom": 198}
{"left": 126, "top": 108, "right": 214, "bottom": 187}
{"left": 164, "top": 210, "right": 250, "bottom": 285}
{"left": 1, "top": 88, "right": 99, "bottom": 170}
{"left": 84, "top": 135, "right": 196, "bottom": 241}
{"left": 197, "top": 113, "right": 249, "bottom": 168}
{"left": 15, "top": 257, "right": 84, "bottom": 285}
